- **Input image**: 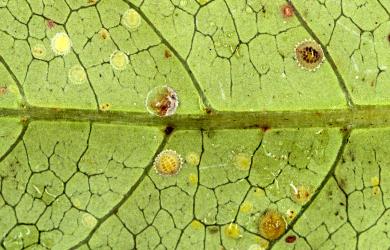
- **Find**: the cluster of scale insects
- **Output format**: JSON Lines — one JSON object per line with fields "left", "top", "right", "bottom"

{"left": 149, "top": 2, "right": 322, "bottom": 245}
{"left": 37, "top": 3, "right": 325, "bottom": 245}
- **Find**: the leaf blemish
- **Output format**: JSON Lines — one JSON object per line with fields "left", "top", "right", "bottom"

{"left": 164, "top": 49, "right": 172, "bottom": 59}
{"left": 204, "top": 107, "right": 213, "bottom": 115}
{"left": 281, "top": 3, "right": 294, "bottom": 18}
{"left": 285, "top": 235, "right": 297, "bottom": 243}
{"left": 0, "top": 86, "right": 7, "bottom": 95}
{"left": 46, "top": 19, "right": 55, "bottom": 29}
{"left": 260, "top": 125, "right": 271, "bottom": 132}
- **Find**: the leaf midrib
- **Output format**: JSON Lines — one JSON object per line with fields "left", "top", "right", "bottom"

{"left": 1, "top": 106, "right": 390, "bottom": 129}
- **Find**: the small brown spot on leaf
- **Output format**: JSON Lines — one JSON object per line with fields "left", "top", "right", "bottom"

{"left": 164, "top": 49, "right": 172, "bottom": 59}
{"left": 0, "top": 86, "right": 7, "bottom": 95}
{"left": 46, "top": 19, "right": 55, "bottom": 29}
{"left": 281, "top": 4, "right": 294, "bottom": 18}
{"left": 285, "top": 235, "right": 297, "bottom": 243}
{"left": 260, "top": 125, "right": 270, "bottom": 132}
{"left": 205, "top": 107, "right": 213, "bottom": 114}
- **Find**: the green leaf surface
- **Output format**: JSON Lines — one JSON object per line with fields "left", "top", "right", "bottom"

{"left": 0, "top": 0, "right": 389, "bottom": 249}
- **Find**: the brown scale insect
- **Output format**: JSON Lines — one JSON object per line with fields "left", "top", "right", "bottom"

{"left": 285, "top": 235, "right": 297, "bottom": 243}
{"left": 146, "top": 86, "right": 179, "bottom": 117}
{"left": 164, "top": 49, "right": 172, "bottom": 59}
{"left": 281, "top": 3, "right": 294, "bottom": 18}
{"left": 295, "top": 39, "right": 324, "bottom": 71}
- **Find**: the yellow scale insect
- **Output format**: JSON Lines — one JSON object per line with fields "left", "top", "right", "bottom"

{"left": 258, "top": 209, "right": 287, "bottom": 240}
{"left": 153, "top": 149, "right": 183, "bottom": 176}
{"left": 110, "top": 50, "right": 128, "bottom": 71}
{"left": 51, "top": 32, "right": 72, "bottom": 56}
{"left": 122, "top": 9, "right": 141, "bottom": 31}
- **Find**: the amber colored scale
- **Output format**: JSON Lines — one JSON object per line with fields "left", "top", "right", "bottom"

{"left": 300, "top": 46, "right": 321, "bottom": 64}
{"left": 295, "top": 39, "right": 324, "bottom": 71}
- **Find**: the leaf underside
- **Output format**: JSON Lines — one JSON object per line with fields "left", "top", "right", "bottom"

{"left": 0, "top": 0, "right": 389, "bottom": 250}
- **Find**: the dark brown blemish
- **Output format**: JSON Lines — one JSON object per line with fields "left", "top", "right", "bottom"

{"left": 285, "top": 235, "right": 297, "bottom": 243}
{"left": 164, "top": 126, "right": 174, "bottom": 135}
{"left": 205, "top": 107, "right": 213, "bottom": 114}
{"left": 260, "top": 125, "right": 271, "bottom": 132}
{"left": 164, "top": 49, "right": 172, "bottom": 59}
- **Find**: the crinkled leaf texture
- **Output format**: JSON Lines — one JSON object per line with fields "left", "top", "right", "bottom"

{"left": 0, "top": 0, "right": 389, "bottom": 249}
